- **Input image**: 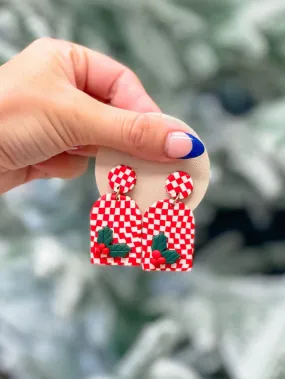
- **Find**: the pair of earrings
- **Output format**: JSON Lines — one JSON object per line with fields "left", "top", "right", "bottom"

{"left": 90, "top": 165, "right": 195, "bottom": 272}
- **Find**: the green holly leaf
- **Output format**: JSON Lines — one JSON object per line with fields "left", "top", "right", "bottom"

{"left": 152, "top": 233, "right": 167, "bottom": 252}
{"left": 110, "top": 243, "right": 131, "bottom": 258}
{"left": 162, "top": 250, "right": 181, "bottom": 264}
{"left": 97, "top": 226, "right": 113, "bottom": 246}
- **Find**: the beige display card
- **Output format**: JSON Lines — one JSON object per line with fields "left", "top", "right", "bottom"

{"left": 95, "top": 116, "right": 210, "bottom": 212}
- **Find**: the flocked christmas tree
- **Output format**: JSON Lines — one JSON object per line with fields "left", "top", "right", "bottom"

{"left": 1, "top": 1, "right": 285, "bottom": 379}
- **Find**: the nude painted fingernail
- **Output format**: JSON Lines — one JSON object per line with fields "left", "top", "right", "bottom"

{"left": 69, "top": 145, "right": 83, "bottom": 150}
{"left": 165, "top": 132, "right": 205, "bottom": 159}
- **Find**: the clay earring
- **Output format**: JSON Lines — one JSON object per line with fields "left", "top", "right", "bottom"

{"left": 141, "top": 171, "right": 195, "bottom": 272}
{"left": 90, "top": 165, "right": 142, "bottom": 267}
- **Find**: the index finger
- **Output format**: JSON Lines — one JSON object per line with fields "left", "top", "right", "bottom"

{"left": 70, "top": 43, "right": 161, "bottom": 113}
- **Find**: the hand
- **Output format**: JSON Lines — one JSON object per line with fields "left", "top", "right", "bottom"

{"left": 0, "top": 38, "right": 204, "bottom": 194}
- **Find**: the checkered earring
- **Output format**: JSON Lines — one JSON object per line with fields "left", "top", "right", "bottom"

{"left": 141, "top": 171, "right": 195, "bottom": 272}
{"left": 90, "top": 165, "right": 142, "bottom": 267}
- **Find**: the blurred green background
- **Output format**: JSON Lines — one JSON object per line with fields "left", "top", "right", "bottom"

{"left": 1, "top": 1, "right": 285, "bottom": 379}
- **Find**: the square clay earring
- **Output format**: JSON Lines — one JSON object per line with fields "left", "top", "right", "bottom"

{"left": 141, "top": 171, "right": 195, "bottom": 272}
{"left": 90, "top": 165, "right": 142, "bottom": 267}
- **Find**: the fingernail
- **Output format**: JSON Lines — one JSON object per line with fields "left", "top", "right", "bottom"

{"left": 165, "top": 132, "right": 205, "bottom": 159}
{"left": 69, "top": 145, "right": 83, "bottom": 150}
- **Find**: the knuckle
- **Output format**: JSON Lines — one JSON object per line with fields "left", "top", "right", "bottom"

{"left": 27, "top": 38, "right": 66, "bottom": 70}
{"left": 124, "top": 114, "right": 153, "bottom": 151}
{"left": 30, "top": 37, "right": 56, "bottom": 51}
{"left": 124, "top": 67, "right": 139, "bottom": 84}
{"left": 7, "top": 39, "right": 62, "bottom": 87}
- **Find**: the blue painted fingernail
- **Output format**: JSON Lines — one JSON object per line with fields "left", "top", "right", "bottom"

{"left": 165, "top": 132, "right": 205, "bottom": 159}
{"left": 181, "top": 133, "right": 205, "bottom": 159}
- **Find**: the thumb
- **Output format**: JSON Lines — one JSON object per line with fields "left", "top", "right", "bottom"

{"left": 66, "top": 92, "right": 205, "bottom": 162}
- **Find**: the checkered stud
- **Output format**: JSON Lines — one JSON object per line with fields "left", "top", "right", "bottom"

{"left": 108, "top": 165, "right": 137, "bottom": 194}
{"left": 166, "top": 171, "right": 193, "bottom": 200}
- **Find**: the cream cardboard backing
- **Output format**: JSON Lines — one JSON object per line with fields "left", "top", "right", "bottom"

{"left": 95, "top": 116, "right": 210, "bottom": 212}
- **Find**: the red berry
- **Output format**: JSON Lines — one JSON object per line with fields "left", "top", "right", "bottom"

{"left": 150, "top": 258, "right": 157, "bottom": 267}
{"left": 157, "top": 257, "right": 166, "bottom": 265}
{"left": 152, "top": 250, "right": 161, "bottom": 259}
{"left": 102, "top": 247, "right": 110, "bottom": 255}
{"left": 94, "top": 248, "right": 101, "bottom": 257}
{"left": 98, "top": 243, "right": 105, "bottom": 250}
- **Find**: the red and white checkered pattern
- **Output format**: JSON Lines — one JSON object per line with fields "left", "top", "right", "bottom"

{"left": 142, "top": 199, "right": 195, "bottom": 272}
{"left": 108, "top": 165, "right": 137, "bottom": 194}
{"left": 166, "top": 171, "right": 193, "bottom": 200}
{"left": 90, "top": 193, "right": 142, "bottom": 266}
